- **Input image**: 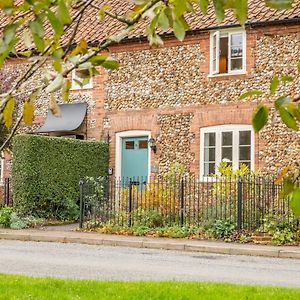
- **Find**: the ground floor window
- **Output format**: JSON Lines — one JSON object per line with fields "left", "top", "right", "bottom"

{"left": 200, "top": 125, "right": 254, "bottom": 178}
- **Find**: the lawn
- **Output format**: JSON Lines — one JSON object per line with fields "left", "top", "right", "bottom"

{"left": 0, "top": 274, "right": 299, "bottom": 300}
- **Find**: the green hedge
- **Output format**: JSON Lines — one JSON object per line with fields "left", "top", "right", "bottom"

{"left": 12, "top": 134, "right": 108, "bottom": 220}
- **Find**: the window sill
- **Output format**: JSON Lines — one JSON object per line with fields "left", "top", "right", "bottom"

{"left": 70, "top": 86, "right": 93, "bottom": 91}
{"left": 208, "top": 72, "right": 247, "bottom": 78}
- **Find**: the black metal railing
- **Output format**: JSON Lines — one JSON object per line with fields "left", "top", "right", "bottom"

{"left": 2, "top": 178, "right": 13, "bottom": 206}
{"left": 79, "top": 175, "right": 298, "bottom": 231}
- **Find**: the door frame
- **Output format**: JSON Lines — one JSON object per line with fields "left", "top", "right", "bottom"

{"left": 115, "top": 130, "right": 151, "bottom": 180}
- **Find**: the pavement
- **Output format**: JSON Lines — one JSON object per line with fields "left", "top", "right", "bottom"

{"left": 1, "top": 239, "right": 300, "bottom": 287}
{"left": 0, "top": 225, "right": 300, "bottom": 259}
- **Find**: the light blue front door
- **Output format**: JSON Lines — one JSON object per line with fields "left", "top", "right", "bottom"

{"left": 121, "top": 136, "right": 149, "bottom": 180}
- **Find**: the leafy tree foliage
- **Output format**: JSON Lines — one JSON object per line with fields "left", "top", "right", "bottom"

{"left": 0, "top": 0, "right": 298, "bottom": 213}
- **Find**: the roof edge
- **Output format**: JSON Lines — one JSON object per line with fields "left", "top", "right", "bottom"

{"left": 100, "top": 17, "right": 300, "bottom": 46}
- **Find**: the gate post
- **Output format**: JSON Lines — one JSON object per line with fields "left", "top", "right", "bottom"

{"left": 79, "top": 178, "right": 84, "bottom": 229}
{"left": 128, "top": 179, "right": 133, "bottom": 227}
{"left": 180, "top": 178, "right": 184, "bottom": 227}
{"left": 237, "top": 176, "right": 243, "bottom": 230}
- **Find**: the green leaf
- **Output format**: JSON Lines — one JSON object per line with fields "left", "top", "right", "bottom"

{"left": 31, "top": 33, "right": 45, "bottom": 52}
{"left": 290, "top": 188, "right": 300, "bottom": 216}
{"left": 98, "top": 5, "right": 111, "bottom": 22}
{"left": 46, "top": 74, "right": 64, "bottom": 93}
{"left": 88, "top": 55, "right": 108, "bottom": 66}
{"left": 57, "top": 0, "right": 71, "bottom": 25}
{"left": 174, "top": 0, "right": 187, "bottom": 17}
{"left": 252, "top": 104, "right": 269, "bottom": 133}
{"left": 23, "top": 101, "right": 35, "bottom": 126}
{"left": 3, "top": 96, "right": 14, "bottom": 128}
{"left": 62, "top": 79, "right": 71, "bottom": 102}
{"left": 287, "top": 103, "right": 300, "bottom": 121}
{"left": 158, "top": 9, "right": 169, "bottom": 31}
{"left": 278, "top": 107, "right": 298, "bottom": 130}
{"left": 297, "top": 60, "right": 300, "bottom": 73}
{"left": 23, "top": 30, "right": 32, "bottom": 49}
{"left": 3, "top": 23, "right": 18, "bottom": 45}
{"left": 102, "top": 59, "right": 120, "bottom": 70}
{"left": 29, "top": 20, "right": 44, "bottom": 37}
{"left": 240, "top": 90, "right": 263, "bottom": 100}
{"left": 19, "top": 50, "right": 32, "bottom": 57}
{"left": 0, "top": 0, "right": 13, "bottom": 9}
{"left": 270, "top": 76, "right": 279, "bottom": 95}
{"left": 199, "top": 0, "right": 209, "bottom": 14}
{"left": 213, "top": 0, "right": 225, "bottom": 22}
{"left": 235, "top": 0, "right": 247, "bottom": 25}
{"left": 274, "top": 96, "right": 291, "bottom": 109}
{"left": 266, "top": 0, "right": 293, "bottom": 10}
{"left": 173, "top": 19, "right": 186, "bottom": 41}
{"left": 281, "top": 75, "right": 293, "bottom": 82}
{"left": 46, "top": 10, "right": 64, "bottom": 37}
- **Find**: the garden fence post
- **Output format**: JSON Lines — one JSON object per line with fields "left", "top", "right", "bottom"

{"left": 180, "top": 178, "right": 184, "bottom": 227}
{"left": 237, "top": 176, "right": 243, "bottom": 230}
{"left": 79, "top": 178, "right": 84, "bottom": 229}
{"left": 129, "top": 179, "right": 133, "bottom": 227}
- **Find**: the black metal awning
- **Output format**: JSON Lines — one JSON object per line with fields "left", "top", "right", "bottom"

{"left": 37, "top": 102, "right": 87, "bottom": 133}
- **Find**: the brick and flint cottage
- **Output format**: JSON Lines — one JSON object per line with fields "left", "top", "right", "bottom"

{"left": 0, "top": 0, "right": 300, "bottom": 184}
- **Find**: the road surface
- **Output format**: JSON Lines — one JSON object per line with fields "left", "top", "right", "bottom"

{"left": 0, "top": 240, "right": 299, "bottom": 287}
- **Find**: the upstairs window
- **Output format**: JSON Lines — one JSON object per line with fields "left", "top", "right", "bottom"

{"left": 200, "top": 125, "right": 254, "bottom": 179}
{"left": 71, "top": 70, "right": 93, "bottom": 90}
{"left": 210, "top": 30, "right": 246, "bottom": 76}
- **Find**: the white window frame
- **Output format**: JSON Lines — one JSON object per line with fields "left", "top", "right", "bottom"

{"left": 212, "top": 31, "right": 220, "bottom": 75}
{"left": 0, "top": 153, "right": 4, "bottom": 185}
{"left": 209, "top": 29, "right": 246, "bottom": 76}
{"left": 71, "top": 70, "right": 93, "bottom": 90}
{"left": 200, "top": 125, "right": 254, "bottom": 180}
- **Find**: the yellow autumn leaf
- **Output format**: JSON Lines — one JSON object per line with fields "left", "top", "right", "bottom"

{"left": 275, "top": 166, "right": 292, "bottom": 185}
{"left": 3, "top": 96, "right": 14, "bottom": 128}
{"left": 23, "top": 101, "right": 35, "bottom": 125}
{"left": 50, "top": 95, "right": 61, "bottom": 117}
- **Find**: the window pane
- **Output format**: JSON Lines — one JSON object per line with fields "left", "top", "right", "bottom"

{"left": 212, "top": 34, "right": 217, "bottom": 72}
{"left": 125, "top": 141, "right": 134, "bottom": 149}
{"left": 222, "top": 147, "right": 233, "bottom": 161}
{"left": 239, "top": 161, "right": 251, "bottom": 169}
{"left": 204, "top": 132, "right": 216, "bottom": 147}
{"left": 239, "top": 146, "right": 251, "bottom": 161}
{"left": 222, "top": 132, "right": 232, "bottom": 146}
{"left": 204, "top": 147, "right": 215, "bottom": 162}
{"left": 204, "top": 163, "right": 215, "bottom": 176}
{"left": 219, "top": 37, "right": 228, "bottom": 74}
{"left": 231, "top": 33, "right": 243, "bottom": 47}
{"left": 139, "top": 140, "right": 148, "bottom": 149}
{"left": 239, "top": 131, "right": 251, "bottom": 145}
{"left": 231, "top": 58, "right": 243, "bottom": 70}
{"left": 231, "top": 33, "right": 243, "bottom": 58}
{"left": 230, "top": 33, "right": 243, "bottom": 71}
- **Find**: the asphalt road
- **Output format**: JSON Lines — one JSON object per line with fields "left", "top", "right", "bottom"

{"left": 0, "top": 240, "right": 299, "bottom": 287}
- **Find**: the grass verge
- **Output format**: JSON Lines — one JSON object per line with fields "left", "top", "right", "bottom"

{"left": 0, "top": 274, "right": 299, "bottom": 300}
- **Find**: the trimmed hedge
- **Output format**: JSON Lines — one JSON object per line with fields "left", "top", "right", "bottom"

{"left": 12, "top": 134, "right": 108, "bottom": 220}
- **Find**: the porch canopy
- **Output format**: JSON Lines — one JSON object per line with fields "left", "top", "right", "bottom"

{"left": 37, "top": 102, "right": 87, "bottom": 134}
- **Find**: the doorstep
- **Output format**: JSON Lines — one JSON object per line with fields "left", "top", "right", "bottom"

{"left": 0, "top": 228, "right": 299, "bottom": 259}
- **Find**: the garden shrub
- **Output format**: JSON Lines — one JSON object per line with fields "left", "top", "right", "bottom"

{"left": 258, "top": 215, "right": 299, "bottom": 245}
{"left": 207, "top": 219, "right": 236, "bottom": 239}
{"left": 0, "top": 207, "right": 13, "bottom": 228}
{"left": 12, "top": 134, "right": 108, "bottom": 220}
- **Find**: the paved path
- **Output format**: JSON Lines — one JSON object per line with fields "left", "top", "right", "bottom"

{"left": 0, "top": 240, "right": 299, "bottom": 288}
{"left": 1, "top": 228, "right": 300, "bottom": 259}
